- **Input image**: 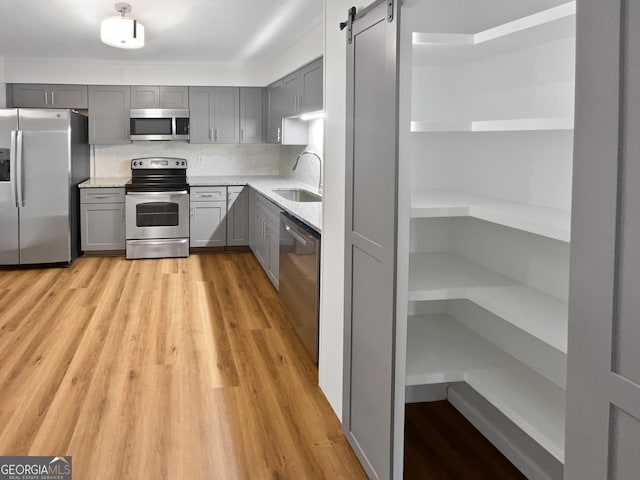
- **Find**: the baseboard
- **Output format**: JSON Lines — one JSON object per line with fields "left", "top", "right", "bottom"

{"left": 447, "top": 383, "right": 563, "bottom": 480}
{"left": 405, "top": 383, "right": 448, "bottom": 403}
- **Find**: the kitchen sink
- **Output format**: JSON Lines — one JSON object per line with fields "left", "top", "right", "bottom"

{"left": 273, "top": 188, "right": 322, "bottom": 203}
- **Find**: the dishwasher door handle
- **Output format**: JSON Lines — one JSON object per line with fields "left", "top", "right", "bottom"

{"left": 285, "top": 224, "right": 308, "bottom": 246}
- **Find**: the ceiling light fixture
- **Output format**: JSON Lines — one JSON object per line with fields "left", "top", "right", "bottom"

{"left": 101, "top": 3, "right": 145, "bottom": 49}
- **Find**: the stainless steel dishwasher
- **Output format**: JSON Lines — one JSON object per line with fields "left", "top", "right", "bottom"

{"left": 279, "top": 212, "right": 321, "bottom": 363}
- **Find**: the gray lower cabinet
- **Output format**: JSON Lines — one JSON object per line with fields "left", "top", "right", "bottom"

{"left": 9, "top": 84, "right": 88, "bottom": 109}
{"left": 88, "top": 85, "right": 131, "bottom": 145}
{"left": 240, "top": 87, "right": 264, "bottom": 144}
{"left": 190, "top": 186, "right": 227, "bottom": 247}
{"left": 80, "top": 188, "right": 125, "bottom": 251}
{"left": 253, "top": 192, "right": 282, "bottom": 288}
{"left": 189, "top": 87, "right": 239, "bottom": 144}
{"left": 131, "top": 86, "right": 189, "bottom": 109}
{"left": 227, "top": 186, "right": 249, "bottom": 246}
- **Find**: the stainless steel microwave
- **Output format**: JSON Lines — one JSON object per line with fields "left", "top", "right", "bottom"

{"left": 130, "top": 108, "right": 190, "bottom": 141}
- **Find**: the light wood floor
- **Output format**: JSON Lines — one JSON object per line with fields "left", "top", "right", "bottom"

{"left": 0, "top": 254, "right": 367, "bottom": 480}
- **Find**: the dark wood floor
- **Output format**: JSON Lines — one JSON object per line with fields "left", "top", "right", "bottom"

{"left": 404, "top": 401, "right": 526, "bottom": 480}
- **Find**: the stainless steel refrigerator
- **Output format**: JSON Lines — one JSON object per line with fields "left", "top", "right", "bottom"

{"left": 0, "top": 109, "right": 89, "bottom": 265}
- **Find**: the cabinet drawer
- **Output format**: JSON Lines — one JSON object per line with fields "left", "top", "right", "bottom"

{"left": 81, "top": 188, "right": 125, "bottom": 204}
{"left": 191, "top": 186, "right": 226, "bottom": 202}
{"left": 228, "top": 185, "right": 246, "bottom": 196}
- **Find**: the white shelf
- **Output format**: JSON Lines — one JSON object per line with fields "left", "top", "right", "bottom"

{"left": 406, "top": 315, "right": 566, "bottom": 462}
{"left": 410, "top": 117, "right": 574, "bottom": 133}
{"left": 408, "top": 252, "right": 568, "bottom": 353}
{"left": 411, "top": 188, "right": 571, "bottom": 242}
{"left": 412, "top": 2, "right": 576, "bottom": 66}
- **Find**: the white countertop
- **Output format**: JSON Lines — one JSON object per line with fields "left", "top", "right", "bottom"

{"left": 79, "top": 175, "right": 322, "bottom": 233}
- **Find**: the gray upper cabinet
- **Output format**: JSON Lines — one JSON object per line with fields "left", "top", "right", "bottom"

{"left": 300, "top": 58, "right": 323, "bottom": 113}
{"left": 213, "top": 87, "right": 240, "bottom": 143}
{"left": 9, "top": 84, "right": 88, "bottom": 109}
{"left": 240, "top": 87, "right": 264, "bottom": 144}
{"left": 88, "top": 85, "right": 131, "bottom": 145}
{"left": 283, "top": 72, "right": 302, "bottom": 118}
{"left": 131, "top": 86, "right": 189, "bottom": 109}
{"left": 266, "top": 80, "right": 284, "bottom": 144}
{"left": 188, "top": 86, "right": 239, "bottom": 144}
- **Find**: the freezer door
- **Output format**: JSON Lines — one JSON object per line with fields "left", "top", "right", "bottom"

{"left": 18, "top": 109, "right": 71, "bottom": 264}
{"left": 0, "top": 109, "right": 20, "bottom": 265}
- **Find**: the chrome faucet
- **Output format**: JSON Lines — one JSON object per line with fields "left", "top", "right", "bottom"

{"left": 292, "top": 151, "right": 323, "bottom": 195}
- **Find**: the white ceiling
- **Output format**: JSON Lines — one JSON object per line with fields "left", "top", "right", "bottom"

{"left": 0, "top": 0, "right": 323, "bottom": 64}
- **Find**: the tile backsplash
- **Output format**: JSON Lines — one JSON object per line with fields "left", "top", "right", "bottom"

{"left": 93, "top": 119, "right": 324, "bottom": 190}
{"left": 93, "top": 143, "right": 283, "bottom": 177}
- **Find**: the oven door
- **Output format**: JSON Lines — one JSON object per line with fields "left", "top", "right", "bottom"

{"left": 126, "top": 190, "right": 189, "bottom": 240}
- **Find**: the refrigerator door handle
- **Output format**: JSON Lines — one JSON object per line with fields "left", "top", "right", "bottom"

{"left": 9, "top": 130, "right": 18, "bottom": 207}
{"left": 16, "top": 130, "right": 24, "bottom": 207}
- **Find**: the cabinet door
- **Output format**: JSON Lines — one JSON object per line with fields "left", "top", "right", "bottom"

{"left": 11, "top": 84, "right": 50, "bottom": 108}
{"left": 343, "top": 3, "right": 399, "bottom": 480}
{"left": 188, "top": 87, "right": 214, "bottom": 144}
{"left": 11, "top": 84, "right": 88, "bottom": 109}
{"left": 565, "top": 1, "right": 640, "bottom": 478}
{"left": 81, "top": 203, "right": 125, "bottom": 251}
{"left": 254, "top": 206, "right": 270, "bottom": 271}
{"left": 190, "top": 201, "right": 227, "bottom": 247}
{"left": 50, "top": 85, "right": 88, "bottom": 108}
{"left": 88, "top": 85, "right": 131, "bottom": 145}
{"left": 267, "top": 216, "right": 280, "bottom": 289}
{"left": 131, "top": 86, "right": 160, "bottom": 108}
{"left": 240, "top": 88, "right": 264, "bottom": 144}
{"left": 227, "top": 186, "right": 249, "bottom": 246}
{"left": 283, "top": 72, "right": 302, "bottom": 117}
{"left": 248, "top": 188, "right": 256, "bottom": 250}
{"left": 160, "top": 86, "right": 189, "bottom": 109}
{"left": 266, "top": 81, "right": 284, "bottom": 144}
{"left": 213, "top": 87, "right": 240, "bottom": 144}
{"left": 300, "top": 58, "right": 323, "bottom": 114}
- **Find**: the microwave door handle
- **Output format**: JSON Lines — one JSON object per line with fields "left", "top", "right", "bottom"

{"left": 172, "top": 117, "right": 176, "bottom": 138}
{"left": 9, "top": 130, "right": 17, "bottom": 207}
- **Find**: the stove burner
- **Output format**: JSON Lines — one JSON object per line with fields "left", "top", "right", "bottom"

{"left": 125, "top": 157, "right": 189, "bottom": 193}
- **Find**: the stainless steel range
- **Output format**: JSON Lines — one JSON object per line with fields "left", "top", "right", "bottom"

{"left": 125, "top": 157, "right": 189, "bottom": 259}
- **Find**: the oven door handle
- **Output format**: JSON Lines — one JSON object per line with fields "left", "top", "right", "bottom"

{"left": 126, "top": 190, "right": 189, "bottom": 196}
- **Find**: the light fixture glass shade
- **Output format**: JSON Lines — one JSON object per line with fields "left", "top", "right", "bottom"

{"left": 101, "top": 16, "right": 144, "bottom": 49}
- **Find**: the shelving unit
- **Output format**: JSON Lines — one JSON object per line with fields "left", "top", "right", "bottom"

{"left": 410, "top": 117, "right": 574, "bottom": 133}
{"left": 408, "top": 252, "right": 568, "bottom": 352}
{"left": 411, "top": 189, "right": 571, "bottom": 242}
{"left": 412, "top": 2, "right": 576, "bottom": 66}
{"left": 406, "top": 315, "right": 566, "bottom": 462}
{"left": 397, "top": 0, "right": 575, "bottom": 476}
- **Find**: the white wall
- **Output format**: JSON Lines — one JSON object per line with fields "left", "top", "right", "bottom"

{"left": 279, "top": 119, "right": 324, "bottom": 189}
{"left": 4, "top": 57, "right": 267, "bottom": 86}
{"left": 257, "top": 21, "right": 324, "bottom": 86}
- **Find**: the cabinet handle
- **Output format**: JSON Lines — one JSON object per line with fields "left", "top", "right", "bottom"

{"left": 120, "top": 206, "right": 124, "bottom": 223}
{"left": 51, "top": 91, "right": 55, "bottom": 105}
{"left": 93, "top": 194, "right": 110, "bottom": 199}
{"left": 215, "top": 129, "right": 219, "bottom": 141}
{"left": 277, "top": 127, "right": 281, "bottom": 143}
{"left": 240, "top": 129, "right": 243, "bottom": 142}
{"left": 44, "top": 91, "right": 48, "bottom": 105}
{"left": 209, "top": 129, "right": 213, "bottom": 141}
{"left": 262, "top": 220, "right": 265, "bottom": 238}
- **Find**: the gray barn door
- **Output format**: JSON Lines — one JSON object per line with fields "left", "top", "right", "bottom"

{"left": 342, "top": 1, "right": 399, "bottom": 479}
{"left": 565, "top": 1, "right": 640, "bottom": 478}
